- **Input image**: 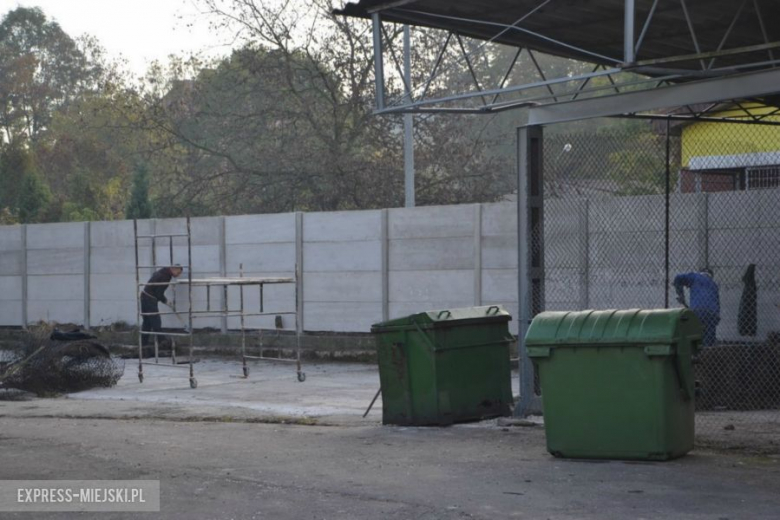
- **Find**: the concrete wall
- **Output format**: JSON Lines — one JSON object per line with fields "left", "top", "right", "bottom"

{"left": 304, "top": 210, "right": 383, "bottom": 332}
{"left": 1, "top": 190, "right": 779, "bottom": 340}
{"left": 0, "top": 225, "right": 24, "bottom": 326}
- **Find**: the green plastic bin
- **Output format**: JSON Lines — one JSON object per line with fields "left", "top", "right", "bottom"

{"left": 372, "top": 305, "right": 514, "bottom": 426}
{"left": 526, "top": 308, "right": 701, "bottom": 461}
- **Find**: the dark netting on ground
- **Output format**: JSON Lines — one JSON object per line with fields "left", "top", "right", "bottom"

{"left": 0, "top": 340, "right": 125, "bottom": 395}
{"left": 534, "top": 118, "right": 780, "bottom": 452}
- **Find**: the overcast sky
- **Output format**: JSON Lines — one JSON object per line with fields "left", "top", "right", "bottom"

{"left": 1, "top": 0, "right": 229, "bottom": 76}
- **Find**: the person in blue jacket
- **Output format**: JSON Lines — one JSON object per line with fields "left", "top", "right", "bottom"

{"left": 673, "top": 268, "right": 720, "bottom": 347}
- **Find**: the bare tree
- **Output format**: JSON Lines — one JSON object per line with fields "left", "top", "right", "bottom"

{"left": 133, "top": 0, "right": 512, "bottom": 215}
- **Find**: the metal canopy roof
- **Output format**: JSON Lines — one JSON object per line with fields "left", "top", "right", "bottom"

{"left": 335, "top": 0, "right": 780, "bottom": 123}
{"left": 337, "top": 0, "right": 780, "bottom": 73}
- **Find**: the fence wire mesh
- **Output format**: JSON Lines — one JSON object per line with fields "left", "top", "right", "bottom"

{"left": 540, "top": 120, "right": 780, "bottom": 452}
{"left": 0, "top": 340, "right": 125, "bottom": 396}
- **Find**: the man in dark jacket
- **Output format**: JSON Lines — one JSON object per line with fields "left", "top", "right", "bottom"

{"left": 140, "top": 264, "right": 183, "bottom": 346}
{"left": 674, "top": 267, "right": 720, "bottom": 347}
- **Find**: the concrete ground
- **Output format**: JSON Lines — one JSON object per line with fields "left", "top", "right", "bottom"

{"left": 69, "top": 359, "right": 391, "bottom": 425}
{"left": 1, "top": 359, "right": 779, "bottom": 519}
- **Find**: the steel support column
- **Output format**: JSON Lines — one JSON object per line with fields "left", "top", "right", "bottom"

{"left": 515, "top": 125, "right": 544, "bottom": 417}
{"left": 403, "top": 24, "right": 415, "bottom": 207}
{"left": 372, "top": 13, "right": 386, "bottom": 111}
{"left": 624, "top": 0, "right": 635, "bottom": 64}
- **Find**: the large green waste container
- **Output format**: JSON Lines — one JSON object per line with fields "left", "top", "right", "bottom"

{"left": 526, "top": 308, "right": 701, "bottom": 461}
{"left": 372, "top": 305, "right": 514, "bottom": 426}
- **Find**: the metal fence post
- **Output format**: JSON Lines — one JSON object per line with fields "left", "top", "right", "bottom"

{"left": 697, "top": 192, "right": 709, "bottom": 269}
{"left": 381, "top": 209, "right": 389, "bottom": 322}
{"left": 516, "top": 125, "right": 545, "bottom": 417}
{"left": 578, "top": 199, "right": 590, "bottom": 310}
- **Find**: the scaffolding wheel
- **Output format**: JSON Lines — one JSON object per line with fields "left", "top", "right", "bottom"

{"left": 189, "top": 378, "right": 198, "bottom": 389}
{"left": 297, "top": 372, "right": 306, "bottom": 383}
{"left": 243, "top": 366, "right": 249, "bottom": 378}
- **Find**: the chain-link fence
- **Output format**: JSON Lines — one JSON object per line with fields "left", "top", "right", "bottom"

{"left": 540, "top": 120, "right": 780, "bottom": 452}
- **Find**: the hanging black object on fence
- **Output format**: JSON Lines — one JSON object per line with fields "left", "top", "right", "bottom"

{"left": 738, "top": 264, "right": 757, "bottom": 337}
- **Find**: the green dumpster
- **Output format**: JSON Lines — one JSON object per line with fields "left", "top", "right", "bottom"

{"left": 526, "top": 308, "right": 701, "bottom": 461}
{"left": 372, "top": 305, "right": 514, "bottom": 426}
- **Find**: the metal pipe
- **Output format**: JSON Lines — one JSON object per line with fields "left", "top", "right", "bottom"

{"left": 528, "top": 49, "right": 557, "bottom": 102}
{"left": 616, "top": 113, "right": 780, "bottom": 127}
{"left": 379, "top": 70, "right": 682, "bottom": 115}
{"left": 456, "top": 33, "right": 488, "bottom": 106}
{"left": 753, "top": 0, "right": 775, "bottom": 63}
{"left": 403, "top": 24, "right": 415, "bottom": 207}
{"left": 140, "top": 362, "right": 190, "bottom": 369}
{"left": 629, "top": 41, "right": 780, "bottom": 69}
{"left": 141, "top": 331, "right": 191, "bottom": 338}
{"left": 419, "top": 32, "right": 451, "bottom": 100}
{"left": 381, "top": 25, "right": 413, "bottom": 97}
{"left": 492, "top": 47, "right": 523, "bottom": 105}
{"left": 363, "top": 388, "right": 382, "bottom": 418}
{"left": 634, "top": 0, "right": 659, "bottom": 57}
{"left": 679, "top": 0, "right": 705, "bottom": 70}
{"left": 527, "top": 67, "right": 780, "bottom": 125}
{"left": 134, "top": 219, "right": 143, "bottom": 382}
{"left": 371, "top": 12, "right": 385, "bottom": 110}
{"left": 187, "top": 216, "right": 194, "bottom": 385}
{"left": 380, "top": 66, "right": 626, "bottom": 112}
{"left": 664, "top": 118, "right": 671, "bottom": 308}
{"left": 624, "top": 0, "right": 635, "bottom": 64}
{"left": 707, "top": 0, "right": 747, "bottom": 70}
{"left": 244, "top": 356, "right": 298, "bottom": 364}
{"left": 295, "top": 213, "right": 304, "bottom": 381}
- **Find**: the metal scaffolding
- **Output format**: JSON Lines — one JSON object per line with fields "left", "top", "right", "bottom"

{"left": 133, "top": 217, "right": 304, "bottom": 389}
{"left": 178, "top": 273, "right": 305, "bottom": 383}
{"left": 134, "top": 217, "right": 197, "bottom": 388}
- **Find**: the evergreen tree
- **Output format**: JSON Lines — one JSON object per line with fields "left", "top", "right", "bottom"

{"left": 0, "top": 142, "right": 33, "bottom": 209}
{"left": 125, "top": 163, "right": 154, "bottom": 219}
{"left": 17, "top": 170, "right": 51, "bottom": 223}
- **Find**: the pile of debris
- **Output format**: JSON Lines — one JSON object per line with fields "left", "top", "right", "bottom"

{"left": 0, "top": 326, "right": 124, "bottom": 395}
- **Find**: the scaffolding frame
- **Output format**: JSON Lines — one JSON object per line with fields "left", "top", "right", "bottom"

{"left": 177, "top": 271, "right": 304, "bottom": 382}
{"left": 134, "top": 217, "right": 197, "bottom": 387}
{"left": 133, "top": 217, "right": 305, "bottom": 389}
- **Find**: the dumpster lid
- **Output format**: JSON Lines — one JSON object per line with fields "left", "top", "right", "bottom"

{"left": 372, "top": 305, "right": 511, "bottom": 330}
{"left": 525, "top": 308, "right": 701, "bottom": 347}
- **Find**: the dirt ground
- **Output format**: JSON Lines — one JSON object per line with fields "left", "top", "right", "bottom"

{"left": 0, "top": 359, "right": 779, "bottom": 519}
